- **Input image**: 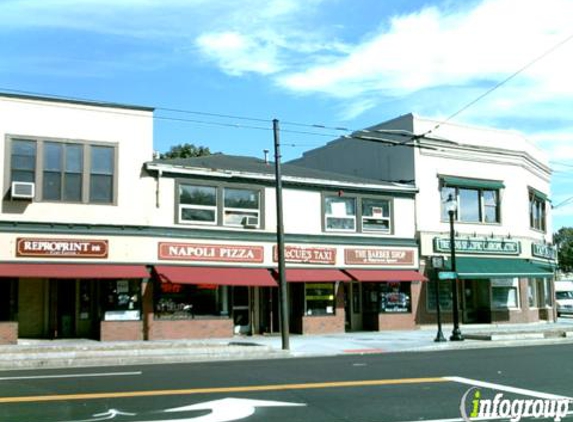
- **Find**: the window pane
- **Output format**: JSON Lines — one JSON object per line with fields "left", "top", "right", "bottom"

{"left": 181, "top": 208, "right": 216, "bottom": 222}
{"left": 305, "top": 283, "right": 335, "bottom": 315}
{"left": 441, "top": 187, "right": 456, "bottom": 221}
{"left": 325, "top": 196, "right": 355, "bottom": 216}
{"left": 12, "top": 139, "right": 36, "bottom": 157}
{"left": 12, "top": 155, "right": 36, "bottom": 171}
{"left": 11, "top": 140, "right": 36, "bottom": 183}
{"left": 362, "top": 199, "right": 389, "bottom": 217}
{"left": 224, "top": 188, "right": 259, "bottom": 209}
{"left": 363, "top": 219, "right": 390, "bottom": 231}
{"left": 180, "top": 185, "right": 216, "bottom": 206}
{"left": 380, "top": 282, "right": 411, "bottom": 313}
{"left": 44, "top": 142, "right": 63, "bottom": 171}
{"left": 43, "top": 172, "right": 61, "bottom": 200}
{"left": 90, "top": 174, "right": 113, "bottom": 202}
{"left": 66, "top": 144, "right": 83, "bottom": 173}
{"left": 64, "top": 173, "right": 82, "bottom": 201}
{"left": 155, "top": 284, "right": 228, "bottom": 319}
{"left": 11, "top": 170, "right": 35, "bottom": 183}
{"left": 224, "top": 210, "right": 258, "bottom": 226}
{"left": 458, "top": 188, "right": 480, "bottom": 222}
{"left": 326, "top": 217, "right": 355, "bottom": 230}
{"left": 91, "top": 146, "right": 114, "bottom": 174}
{"left": 492, "top": 287, "right": 518, "bottom": 308}
{"left": 427, "top": 280, "right": 453, "bottom": 310}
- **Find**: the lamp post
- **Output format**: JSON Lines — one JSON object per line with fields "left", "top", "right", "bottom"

{"left": 431, "top": 256, "right": 446, "bottom": 342}
{"left": 446, "top": 194, "right": 464, "bottom": 341}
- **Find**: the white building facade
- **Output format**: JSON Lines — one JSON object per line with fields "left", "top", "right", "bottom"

{"left": 291, "top": 113, "right": 556, "bottom": 326}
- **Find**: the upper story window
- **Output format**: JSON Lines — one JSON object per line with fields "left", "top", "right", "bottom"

{"left": 179, "top": 184, "right": 217, "bottom": 224}
{"left": 8, "top": 137, "right": 116, "bottom": 204}
{"left": 223, "top": 188, "right": 260, "bottom": 227}
{"left": 178, "top": 182, "right": 262, "bottom": 229}
{"left": 325, "top": 196, "right": 356, "bottom": 231}
{"left": 440, "top": 176, "right": 503, "bottom": 224}
{"left": 362, "top": 198, "right": 391, "bottom": 233}
{"left": 324, "top": 194, "right": 393, "bottom": 233}
{"left": 529, "top": 189, "right": 547, "bottom": 232}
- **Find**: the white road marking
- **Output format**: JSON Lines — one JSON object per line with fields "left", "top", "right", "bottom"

{"left": 0, "top": 371, "right": 142, "bottom": 381}
{"left": 445, "top": 376, "right": 573, "bottom": 401}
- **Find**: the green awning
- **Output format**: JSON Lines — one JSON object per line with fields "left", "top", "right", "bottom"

{"left": 441, "top": 176, "right": 505, "bottom": 190}
{"left": 529, "top": 188, "right": 548, "bottom": 201}
{"left": 445, "top": 257, "right": 554, "bottom": 279}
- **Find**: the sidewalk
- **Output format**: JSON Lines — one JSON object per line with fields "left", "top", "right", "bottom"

{"left": 2, "top": 319, "right": 573, "bottom": 371}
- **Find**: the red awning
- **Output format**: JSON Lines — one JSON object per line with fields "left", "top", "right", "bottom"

{"left": 272, "top": 269, "right": 352, "bottom": 283}
{"left": 0, "top": 263, "right": 149, "bottom": 279}
{"left": 345, "top": 269, "right": 427, "bottom": 282}
{"left": 154, "top": 266, "right": 277, "bottom": 287}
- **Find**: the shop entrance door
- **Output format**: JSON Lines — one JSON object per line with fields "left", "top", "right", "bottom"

{"left": 258, "top": 287, "right": 280, "bottom": 334}
{"left": 232, "top": 287, "right": 251, "bottom": 334}
{"left": 345, "top": 281, "right": 363, "bottom": 331}
{"left": 49, "top": 279, "right": 76, "bottom": 339}
{"left": 462, "top": 279, "right": 491, "bottom": 323}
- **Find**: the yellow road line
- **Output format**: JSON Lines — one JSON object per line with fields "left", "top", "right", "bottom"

{"left": 0, "top": 377, "right": 448, "bottom": 404}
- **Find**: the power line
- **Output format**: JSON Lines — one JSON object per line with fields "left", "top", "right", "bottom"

{"left": 0, "top": 87, "right": 352, "bottom": 134}
{"left": 410, "top": 31, "right": 573, "bottom": 142}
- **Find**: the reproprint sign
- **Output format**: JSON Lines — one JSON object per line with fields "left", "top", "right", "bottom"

{"left": 159, "top": 242, "right": 264, "bottom": 263}
{"left": 16, "top": 238, "right": 108, "bottom": 258}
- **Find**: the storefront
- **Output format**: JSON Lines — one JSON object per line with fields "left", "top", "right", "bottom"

{"left": 420, "top": 236, "right": 556, "bottom": 325}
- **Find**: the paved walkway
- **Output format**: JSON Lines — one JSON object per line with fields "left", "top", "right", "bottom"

{"left": 2, "top": 319, "right": 573, "bottom": 370}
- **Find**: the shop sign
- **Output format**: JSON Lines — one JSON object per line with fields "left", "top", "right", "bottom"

{"left": 273, "top": 245, "right": 336, "bottom": 265}
{"left": 16, "top": 237, "right": 108, "bottom": 258}
{"left": 344, "top": 248, "right": 415, "bottom": 266}
{"left": 158, "top": 242, "right": 264, "bottom": 263}
{"left": 433, "top": 237, "right": 520, "bottom": 255}
{"left": 532, "top": 242, "right": 556, "bottom": 261}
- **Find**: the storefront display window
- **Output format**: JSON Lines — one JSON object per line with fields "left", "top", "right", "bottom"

{"left": 0, "top": 278, "right": 18, "bottom": 321}
{"left": 102, "top": 279, "right": 141, "bottom": 321}
{"left": 427, "top": 280, "right": 453, "bottom": 311}
{"left": 362, "top": 282, "right": 412, "bottom": 313}
{"left": 155, "top": 283, "right": 230, "bottom": 319}
{"left": 305, "top": 283, "right": 335, "bottom": 315}
{"left": 536, "top": 278, "right": 552, "bottom": 307}
{"left": 491, "top": 278, "right": 519, "bottom": 309}
{"left": 528, "top": 279, "right": 537, "bottom": 308}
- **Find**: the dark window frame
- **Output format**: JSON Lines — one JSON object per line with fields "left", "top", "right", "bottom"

{"left": 176, "top": 180, "right": 265, "bottom": 229}
{"left": 529, "top": 191, "right": 546, "bottom": 232}
{"left": 440, "top": 184, "right": 501, "bottom": 224}
{"left": 6, "top": 135, "right": 118, "bottom": 205}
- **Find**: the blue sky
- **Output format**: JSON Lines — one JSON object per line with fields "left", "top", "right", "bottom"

{"left": 2, "top": 0, "right": 573, "bottom": 229}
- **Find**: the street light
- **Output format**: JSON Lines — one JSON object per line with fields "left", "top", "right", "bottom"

{"left": 446, "top": 194, "right": 464, "bottom": 341}
{"left": 431, "top": 255, "right": 446, "bottom": 342}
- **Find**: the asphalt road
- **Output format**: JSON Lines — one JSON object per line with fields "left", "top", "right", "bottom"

{"left": 1, "top": 343, "right": 573, "bottom": 422}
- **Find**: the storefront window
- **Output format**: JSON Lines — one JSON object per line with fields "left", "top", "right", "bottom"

{"left": 427, "top": 280, "right": 453, "bottom": 311}
{"left": 528, "top": 279, "right": 537, "bottom": 308}
{"left": 155, "top": 283, "right": 230, "bottom": 319}
{"left": 0, "top": 278, "right": 18, "bottom": 321}
{"left": 536, "top": 278, "right": 552, "bottom": 307}
{"left": 363, "top": 282, "right": 411, "bottom": 313}
{"left": 305, "top": 283, "right": 335, "bottom": 315}
{"left": 102, "top": 279, "right": 141, "bottom": 321}
{"left": 491, "top": 278, "right": 519, "bottom": 309}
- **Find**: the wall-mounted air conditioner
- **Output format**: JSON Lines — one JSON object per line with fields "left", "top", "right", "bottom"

{"left": 242, "top": 216, "right": 259, "bottom": 228}
{"left": 11, "top": 181, "right": 35, "bottom": 200}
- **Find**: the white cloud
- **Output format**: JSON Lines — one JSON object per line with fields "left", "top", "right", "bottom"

{"left": 278, "top": 0, "right": 573, "bottom": 102}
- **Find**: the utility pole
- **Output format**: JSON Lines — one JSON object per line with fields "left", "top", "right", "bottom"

{"left": 273, "top": 119, "right": 290, "bottom": 350}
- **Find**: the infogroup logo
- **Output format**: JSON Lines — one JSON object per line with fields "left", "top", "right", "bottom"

{"left": 460, "top": 387, "right": 570, "bottom": 422}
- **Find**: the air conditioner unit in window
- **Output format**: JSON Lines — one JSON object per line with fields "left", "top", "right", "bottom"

{"left": 241, "top": 216, "right": 259, "bottom": 228}
{"left": 11, "top": 181, "right": 35, "bottom": 200}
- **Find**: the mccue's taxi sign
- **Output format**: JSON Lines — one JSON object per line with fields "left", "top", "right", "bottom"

{"left": 16, "top": 238, "right": 108, "bottom": 258}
